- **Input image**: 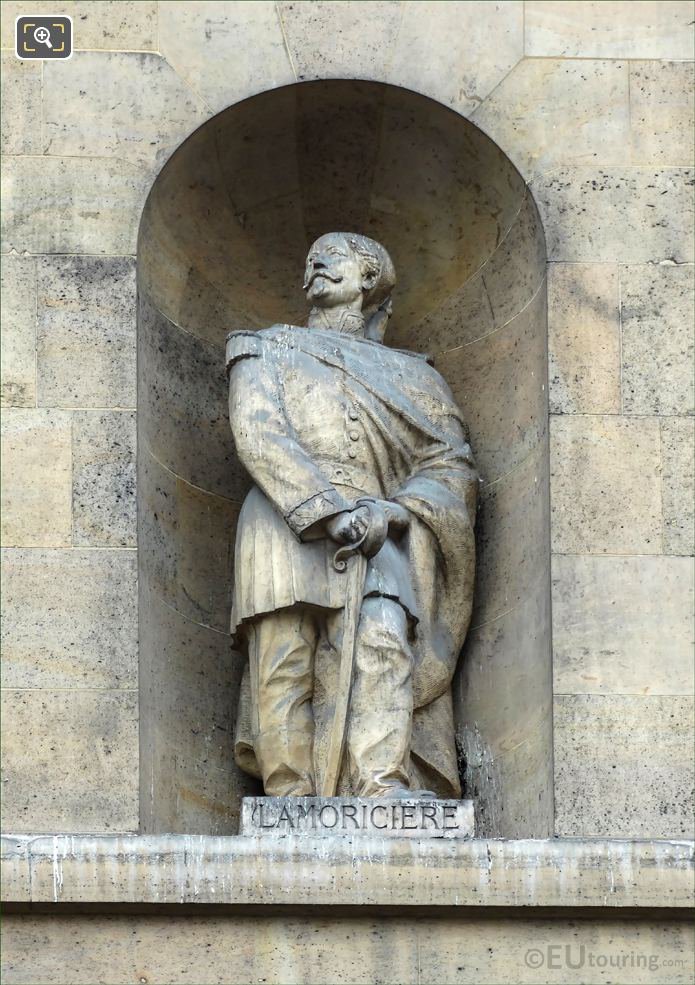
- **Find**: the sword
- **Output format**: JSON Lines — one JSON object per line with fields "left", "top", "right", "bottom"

{"left": 320, "top": 499, "right": 388, "bottom": 797}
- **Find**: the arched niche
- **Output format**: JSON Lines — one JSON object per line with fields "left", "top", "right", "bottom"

{"left": 137, "top": 79, "right": 552, "bottom": 838}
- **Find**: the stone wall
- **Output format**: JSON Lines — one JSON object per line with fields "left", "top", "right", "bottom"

{"left": 2, "top": 0, "right": 693, "bottom": 841}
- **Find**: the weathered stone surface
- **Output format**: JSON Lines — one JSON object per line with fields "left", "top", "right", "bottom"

{"left": 0, "top": 837, "right": 30, "bottom": 903}
{"left": 458, "top": 582, "right": 553, "bottom": 838}
{"left": 36, "top": 256, "right": 136, "bottom": 409}
{"left": 2, "top": 910, "right": 694, "bottom": 985}
{"left": 1, "top": 156, "right": 149, "bottom": 255}
{"left": 552, "top": 555, "right": 694, "bottom": 696}
{"left": 620, "top": 264, "right": 694, "bottom": 415}
{"left": 472, "top": 59, "right": 629, "bottom": 178}
{"left": 630, "top": 62, "right": 695, "bottom": 166}
{"left": 138, "top": 449, "right": 238, "bottom": 633}
{"left": 6, "top": 833, "right": 692, "bottom": 908}
{"left": 138, "top": 586, "right": 255, "bottom": 836}
{"left": 241, "top": 797, "right": 475, "bottom": 839}
{"left": 0, "top": 548, "right": 137, "bottom": 689}
{"left": 0, "top": 410, "right": 72, "bottom": 548}
{"left": 158, "top": 0, "right": 294, "bottom": 114}
{"left": 277, "top": 0, "right": 402, "bottom": 82}
{"left": 661, "top": 416, "right": 695, "bottom": 556}
{"left": 533, "top": 167, "right": 694, "bottom": 263}
{"left": 548, "top": 263, "right": 620, "bottom": 414}
{"left": 1, "top": 256, "right": 36, "bottom": 408}
{"left": 0, "top": 690, "right": 138, "bottom": 833}
{"left": 386, "top": 1, "right": 523, "bottom": 115}
{"left": 1, "top": 54, "right": 41, "bottom": 155}
{"left": 138, "top": 296, "right": 245, "bottom": 502}
{"left": 550, "top": 416, "right": 662, "bottom": 555}
{"left": 525, "top": 1, "right": 695, "bottom": 59}
{"left": 73, "top": 412, "right": 136, "bottom": 548}
{"left": 44, "top": 53, "right": 209, "bottom": 170}
{"left": 438, "top": 283, "right": 547, "bottom": 483}
{"left": 0, "top": 1, "right": 157, "bottom": 49}
{"left": 554, "top": 694, "right": 694, "bottom": 839}
{"left": 473, "top": 441, "right": 550, "bottom": 625}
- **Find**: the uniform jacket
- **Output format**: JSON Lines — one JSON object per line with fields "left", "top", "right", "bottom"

{"left": 226, "top": 324, "right": 478, "bottom": 796}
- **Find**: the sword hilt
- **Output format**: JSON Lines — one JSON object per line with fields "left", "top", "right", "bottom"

{"left": 332, "top": 499, "right": 388, "bottom": 571}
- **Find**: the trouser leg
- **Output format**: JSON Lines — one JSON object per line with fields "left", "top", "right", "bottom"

{"left": 249, "top": 606, "right": 317, "bottom": 796}
{"left": 345, "top": 596, "right": 413, "bottom": 797}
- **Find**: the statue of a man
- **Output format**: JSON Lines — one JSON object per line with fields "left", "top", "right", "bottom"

{"left": 227, "top": 232, "right": 478, "bottom": 800}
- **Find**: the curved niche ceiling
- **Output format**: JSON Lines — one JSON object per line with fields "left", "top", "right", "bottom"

{"left": 138, "top": 80, "right": 552, "bottom": 838}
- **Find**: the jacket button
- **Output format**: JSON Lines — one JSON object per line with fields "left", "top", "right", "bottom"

{"left": 348, "top": 449, "right": 357, "bottom": 459}
{"left": 349, "top": 430, "right": 360, "bottom": 441}
{"left": 348, "top": 409, "right": 359, "bottom": 421}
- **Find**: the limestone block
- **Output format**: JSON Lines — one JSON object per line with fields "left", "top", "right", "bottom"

{"left": 0, "top": 410, "right": 72, "bottom": 548}
{"left": 0, "top": 690, "right": 138, "bottom": 833}
{"left": 533, "top": 167, "right": 694, "bottom": 263}
{"left": 552, "top": 555, "right": 694, "bottom": 696}
{"left": 460, "top": 584, "right": 552, "bottom": 760}
{"left": 472, "top": 59, "right": 629, "bottom": 179}
{"left": 525, "top": 1, "right": 694, "bottom": 59}
{"left": 138, "top": 295, "right": 248, "bottom": 502}
{"left": 14, "top": 833, "right": 695, "bottom": 908}
{"left": 138, "top": 449, "right": 238, "bottom": 633}
{"left": 277, "top": 0, "right": 402, "bottom": 82}
{"left": 0, "top": 548, "right": 137, "bottom": 689}
{"left": 473, "top": 441, "right": 550, "bottom": 625}
{"left": 554, "top": 694, "right": 694, "bottom": 838}
{"left": 661, "top": 417, "right": 695, "bottom": 556}
{"left": 0, "top": 837, "right": 30, "bottom": 903}
{"left": 72, "top": 412, "right": 136, "bottom": 548}
{"left": 548, "top": 263, "right": 620, "bottom": 414}
{"left": 36, "top": 256, "right": 136, "bottom": 409}
{"left": 158, "top": 1, "right": 294, "bottom": 114}
{"left": 1, "top": 256, "right": 36, "bottom": 408}
{"left": 1, "top": 156, "right": 150, "bottom": 255}
{"left": 138, "top": 586, "right": 255, "bottom": 835}
{"left": 2, "top": 911, "right": 694, "bottom": 985}
{"left": 550, "top": 416, "right": 662, "bottom": 555}
{"left": 43, "top": 53, "right": 209, "bottom": 170}
{"left": 0, "top": 1, "right": 157, "bottom": 50}
{"left": 630, "top": 62, "right": 695, "bottom": 166}
{"left": 438, "top": 284, "right": 547, "bottom": 483}
{"left": 385, "top": 1, "right": 523, "bottom": 115}
{"left": 462, "top": 717, "right": 554, "bottom": 839}
{"left": 620, "top": 264, "right": 694, "bottom": 416}
{"left": 241, "top": 797, "right": 474, "bottom": 839}
{"left": 1, "top": 54, "right": 41, "bottom": 155}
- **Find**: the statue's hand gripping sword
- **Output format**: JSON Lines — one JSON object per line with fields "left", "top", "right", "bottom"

{"left": 321, "top": 499, "right": 388, "bottom": 797}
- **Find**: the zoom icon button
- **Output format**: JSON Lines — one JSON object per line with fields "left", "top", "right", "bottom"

{"left": 16, "top": 15, "right": 72, "bottom": 59}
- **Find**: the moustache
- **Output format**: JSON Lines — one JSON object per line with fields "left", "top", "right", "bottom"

{"left": 303, "top": 270, "right": 344, "bottom": 290}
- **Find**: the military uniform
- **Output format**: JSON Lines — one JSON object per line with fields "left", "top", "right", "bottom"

{"left": 227, "top": 323, "right": 477, "bottom": 797}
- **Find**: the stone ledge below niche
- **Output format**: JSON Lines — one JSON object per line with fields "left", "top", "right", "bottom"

{"left": 1, "top": 834, "right": 692, "bottom": 909}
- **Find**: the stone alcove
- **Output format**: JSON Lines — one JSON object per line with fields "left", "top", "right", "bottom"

{"left": 137, "top": 79, "right": 552, "bottom": 838}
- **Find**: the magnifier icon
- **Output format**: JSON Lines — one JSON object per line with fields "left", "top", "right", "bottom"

{"left": 33, "top": 26, "right": 52, "bottom": 49}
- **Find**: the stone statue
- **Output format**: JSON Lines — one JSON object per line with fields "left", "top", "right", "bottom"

{"left": 226, "top": 232, "right": 478, "bottom": 801}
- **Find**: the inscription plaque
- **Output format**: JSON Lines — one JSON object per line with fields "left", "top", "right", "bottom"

{"left": 241, "top": 796, "right": 475, "bottom": 839}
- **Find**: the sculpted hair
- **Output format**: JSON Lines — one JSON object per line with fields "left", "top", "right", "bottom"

{"left": 342, "top": 233, "right": 396, "bottom": 309}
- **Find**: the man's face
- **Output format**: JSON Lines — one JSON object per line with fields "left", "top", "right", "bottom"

{"left": 304, "top": 234, "right": 365, "bottom": 309}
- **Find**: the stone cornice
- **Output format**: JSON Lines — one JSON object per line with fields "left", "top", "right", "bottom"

{"left": 2, "top": 835, "right": 692, "bottom": 909}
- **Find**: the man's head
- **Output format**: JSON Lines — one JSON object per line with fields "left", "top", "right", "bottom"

{"left": 303, "top": 232, "right": 396, "bottom": 312}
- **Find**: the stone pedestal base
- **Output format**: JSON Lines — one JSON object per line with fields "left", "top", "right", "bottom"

{"left": 240, "top": 796, "right": 475, "bottom": 839}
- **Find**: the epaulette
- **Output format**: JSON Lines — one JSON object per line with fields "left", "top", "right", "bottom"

{"left": 225, "top": 331, "right": 263, "bottom": 376}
